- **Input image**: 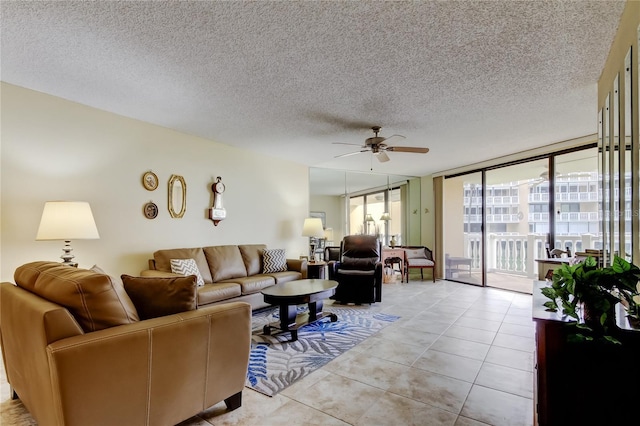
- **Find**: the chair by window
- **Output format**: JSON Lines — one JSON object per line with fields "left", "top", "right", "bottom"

{"left": 328, "top": 235, "right": 382, "bottom": 304}
{"left": 324, "top": 246, "right": 341, "bottom": 262}
{"left": 403, "top": 246, "right": 436, "bottom": 282}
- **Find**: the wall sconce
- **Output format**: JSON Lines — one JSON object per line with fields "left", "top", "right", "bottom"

{"left": 36, "top": 201, "right": 100, "bottom": 267}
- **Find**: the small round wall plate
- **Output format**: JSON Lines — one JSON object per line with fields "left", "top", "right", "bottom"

{"left": 142, "top": 171, "right": 158, "bottom": 191}
{"left": 143, "top": 201, "right": 158, "bottom": 219}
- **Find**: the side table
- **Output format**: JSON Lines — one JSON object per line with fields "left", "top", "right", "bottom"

{"left": 307, "top": 261, "right": 327, "bottom": 279}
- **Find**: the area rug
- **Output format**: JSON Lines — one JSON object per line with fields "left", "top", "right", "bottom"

{"left": 245, "top": 304, "right": 400, "bottom": 396}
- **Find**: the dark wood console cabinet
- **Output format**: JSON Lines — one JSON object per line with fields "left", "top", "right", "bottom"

{"left": 532, "top": 281, "right": 640, "bottom": 425}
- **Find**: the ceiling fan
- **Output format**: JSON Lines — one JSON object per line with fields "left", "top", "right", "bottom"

{"left": 333, "top": 126, "right": 429, "bottom": 163}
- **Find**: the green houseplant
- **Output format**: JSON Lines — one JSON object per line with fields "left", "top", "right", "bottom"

{"left": 541, "top": 255, "right": 640, "bottom": 344}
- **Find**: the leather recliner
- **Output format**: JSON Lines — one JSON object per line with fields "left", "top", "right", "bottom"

{"left": 328, "top": 235, "right": 383, "bottom": 304}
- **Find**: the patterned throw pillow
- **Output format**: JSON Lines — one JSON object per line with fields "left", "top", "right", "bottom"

{"left": 170, "top": 258, "right": 205, "bottom": 286}
{"left": 405, "top": 249, "right": 427, "bottom": 259}
{"left": 263, "top": 249, "right": 287, "bottom": 273}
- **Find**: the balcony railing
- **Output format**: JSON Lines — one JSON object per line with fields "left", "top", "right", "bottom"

{"left": 452, "top": 233, "right": 604, "bottom": 279}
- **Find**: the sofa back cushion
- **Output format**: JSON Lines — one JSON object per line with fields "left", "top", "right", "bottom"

{"left": 238, "top": 244, "right": 267, "bottom": 276}
{"left": 405, "top": 248, "right": 427, "bottom": 259}
{"left": 14, "top": 261, "right": 139, "bottom": 332}
{"left": 152, "top": 247, "right": 213, "bottom": 284}
{"left": 203, "top": 245, "right": 248, "bottom": 282}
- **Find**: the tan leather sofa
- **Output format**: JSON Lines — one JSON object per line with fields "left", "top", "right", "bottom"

{"left": 0, "top": 261, "right": 251, "bottom": 426}
{"left": 141, "top": 244, "right": 307, "bottom": 310}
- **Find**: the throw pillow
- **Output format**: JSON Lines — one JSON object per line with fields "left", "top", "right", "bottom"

{"left": 170, "top": 258, "right": 205, "bottom": 286}
{"left": 405, "top": 249, "right": 427, "bottom": 259}
{"left": 263, "top": 248, "right": 287, "bottom": 273}
{"left": 121, "top": 275, "right": 197, "bottom": 320}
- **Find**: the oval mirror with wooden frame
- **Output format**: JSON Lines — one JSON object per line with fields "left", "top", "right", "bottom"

{"left": 168, "top": 174, "right": 186, "bottom": 218}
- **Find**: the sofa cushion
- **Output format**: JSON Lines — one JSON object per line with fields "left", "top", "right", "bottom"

{"left": 219, "top": 275, "right": 275, "bottom": 295}
{"left": 203, "top": 245, "right": 248, "bottom": 282}
{"left": 14, "top": 261, "right": 139, "bottom": 332}
{"left": 238, "top": 244, "right": 266, "bottom": 276}
{"left": 407, "top": 258, "right": 435, "bottom": 267}
{"left": 196, "top": 282, "right": 242, "bottom": 306}
{"left": 152, "top": 247, "right": 213, "bottom": 284}
{"left": 263, "top": 249, "right": 287, "bottom": 273}
{"left": 265, "top": 270, "right": 302, "bottom": 284}
{"left": 121, "top": 275, "right": 197, "bottom": 320}
{"left": 170, "top": 258, "right": 205, "bottom": 286}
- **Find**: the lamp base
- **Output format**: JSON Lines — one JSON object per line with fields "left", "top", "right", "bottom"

{"left": 309, "top": 242, "right": 317, "bottom": 261}
{"left": 60, "top": 240, "right": 78, "bottom": 267}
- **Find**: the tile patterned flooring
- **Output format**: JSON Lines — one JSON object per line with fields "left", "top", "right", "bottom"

{"left": 1, "top": 279, "right": 535, "bottom": 425}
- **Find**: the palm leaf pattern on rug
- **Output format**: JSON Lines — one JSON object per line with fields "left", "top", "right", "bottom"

{"left": 246, "top": 304, "right": 399, "bottom": 396}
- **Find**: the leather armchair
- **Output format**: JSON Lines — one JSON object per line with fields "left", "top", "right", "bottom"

{"left": 328, "top": 235, "right": 382, "bottom": 304}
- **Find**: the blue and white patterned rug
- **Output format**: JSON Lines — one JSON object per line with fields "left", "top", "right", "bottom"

{"left": 246, "top": 303, "right": 400, "bottom": 396}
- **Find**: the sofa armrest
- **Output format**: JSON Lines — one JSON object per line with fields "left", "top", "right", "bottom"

{"left": 47, "top": 302, "right": 251, "bottom": 426}
{"left": 286, "top": 258, "right": 307, "bottom": 272}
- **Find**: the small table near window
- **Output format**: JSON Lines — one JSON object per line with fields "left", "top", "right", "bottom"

{"left": 381, "top": 248, "right": 406, "bottom": 283}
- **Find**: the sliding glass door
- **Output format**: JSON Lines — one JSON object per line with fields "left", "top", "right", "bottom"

{"left": 485, "top": 159, "right": 549, "bottom": 293}
{"left": 442, "top": 147, "right": 599, "bottom": 294}
{"left": 443, "top": 172, "right": 482, "bottom": 285}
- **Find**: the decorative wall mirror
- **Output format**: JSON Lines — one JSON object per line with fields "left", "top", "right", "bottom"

{"left": 168, "top": 174, "right": 186, "bottom": 218}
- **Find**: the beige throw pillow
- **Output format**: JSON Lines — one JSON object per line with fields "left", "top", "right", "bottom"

{"left": 170, "top": 258, "right": 205, "bottom": 286}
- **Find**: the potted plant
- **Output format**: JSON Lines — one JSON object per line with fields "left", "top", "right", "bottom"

{"left": 541, "top": 255, "right": 640, "bottom": 344}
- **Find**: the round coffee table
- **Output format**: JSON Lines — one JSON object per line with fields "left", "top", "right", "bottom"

{"left": 261, "top": 279, "right": 338, "bottom": 341}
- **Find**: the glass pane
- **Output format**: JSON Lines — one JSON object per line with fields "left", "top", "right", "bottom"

{"left": 624, "top": 49, "right": 632, "bottom": 261}
{"left": 612, "top": 75, "right": 620, "bottom": 259}
{"left": 485, "top": 160, "right": 549, "bottom": 294}
{"left": 388, "top": 187, "right": 402, "bottom": 245}
{"left": 602, "top": 95, "right": 610, "bottom": 262}
{"left": 365, "top": 191, "right": 385, "bottom": 237}
{"left": 443, "top": 172, "right": 482, "bottom": 285}
{"left": 555, "top": 149, "right": 599, "bottom": 259}
{"left": 349, "top": 195, "right": 364, "bottom": 235}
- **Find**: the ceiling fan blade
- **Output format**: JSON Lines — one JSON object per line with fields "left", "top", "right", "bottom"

{"left": 332, "top": 142, "right": 365, "bottom": 147}
{"left": 335, "top": 150, "right": 368, "bottom": 159}
{"left": 381, "top": 134, "right": 406, "bottom": 143}
{"left": 386, "top": 146, "right": 429, "bottom": 154}
{"left": 375, "top": 151, "right": 390, "bottom": 162}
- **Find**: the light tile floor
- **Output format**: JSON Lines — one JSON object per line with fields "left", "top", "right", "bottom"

{"left": 1, "top": 279, "right": 535, "bottom": 426}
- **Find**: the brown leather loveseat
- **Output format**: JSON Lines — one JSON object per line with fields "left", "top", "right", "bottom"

{"left": 0, "top": 261, "right": 251, "bottom": 426}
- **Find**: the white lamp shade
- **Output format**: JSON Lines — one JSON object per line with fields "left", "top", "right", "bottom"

{"left": 380, "top": 212, "right": 391, "bottom": 221}
{"left": 36, "top": 201, "right": 100, "bottom": 240}
{"left": 302, "top": 218, "right": 324, "bottom": 238}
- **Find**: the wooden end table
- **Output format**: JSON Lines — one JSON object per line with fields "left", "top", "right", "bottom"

{"left": 261, "top": 279, "right": 338, "bottom": 341}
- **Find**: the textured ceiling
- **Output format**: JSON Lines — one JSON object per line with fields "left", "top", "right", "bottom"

{"left": 0, "top": 1, "right": 625, "bottom": 193}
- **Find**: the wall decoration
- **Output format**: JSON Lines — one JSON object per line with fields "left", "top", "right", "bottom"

{"left": 310, "top": 211, "right": 326, "bottom": 228}
{"left": 208, "top": 176, "right": 226, "bottom": 226}
{"left": 143, "top": 201, "right": 158, "bottom": 219}
{"left": 168, "top": 174, "right": 186, "bottom": 218}
{"left": 142, "top": 171, "right": 158, "bottom": 191}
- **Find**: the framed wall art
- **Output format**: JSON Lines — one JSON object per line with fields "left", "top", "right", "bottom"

{"left": 142, "top": 171, "right": 158, "bottom": 191}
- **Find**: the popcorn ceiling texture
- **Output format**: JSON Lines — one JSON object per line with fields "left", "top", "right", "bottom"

{"left": 0, "top": 1, "right": 625, "bottom": 178}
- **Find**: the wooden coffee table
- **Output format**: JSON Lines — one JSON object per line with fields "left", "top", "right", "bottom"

{"left": 261, "top": 279, "right": 338, "bottom": 341}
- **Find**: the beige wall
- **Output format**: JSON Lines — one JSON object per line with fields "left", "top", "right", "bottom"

{"left": 0, "top": 83, "right": 310, "bottom": 281}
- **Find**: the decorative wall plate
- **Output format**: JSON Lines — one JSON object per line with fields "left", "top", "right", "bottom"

{"left": 142, "top": 171, "right": 158, "bottom": 191}
{"left": 143, "top": 201, "right": 158, "bottom": 219}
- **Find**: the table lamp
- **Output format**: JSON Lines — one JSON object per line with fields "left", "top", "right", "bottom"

{"left": 36, "top": 201, "right": 100, "bottom": 267}
{"left": 302, "top": 217, "right": 324, "bottom": 260}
